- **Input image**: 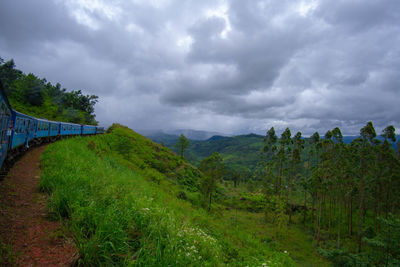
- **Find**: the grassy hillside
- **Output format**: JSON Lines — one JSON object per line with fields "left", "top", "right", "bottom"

{"left": 39, "top": 124, "right": 331, "bottom": 266}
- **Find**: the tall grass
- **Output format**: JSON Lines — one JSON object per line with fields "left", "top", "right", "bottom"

{"left": 40, "top": 132, "right": 294, "bottom": 266}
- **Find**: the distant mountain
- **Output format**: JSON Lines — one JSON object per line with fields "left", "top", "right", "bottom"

{"left": 207, "top": 135, "right": 230, "bottom": 141}
{"left": 147, "top": 131, "right": 399, "bottom": 180}
{"left": 143, "top": 131, "right": 179, "bottom": 147}
{"left": 165, "top": 129, "right": 227, "bottom": 140}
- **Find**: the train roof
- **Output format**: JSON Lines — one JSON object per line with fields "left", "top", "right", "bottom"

{"left": 12, "top": 110, "right": 36, "bottom": 119}
{"left": 59, "top": 121, "right": 82, "bottom": 126}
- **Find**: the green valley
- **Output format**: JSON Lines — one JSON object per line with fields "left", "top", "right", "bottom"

{"left": 39, "top": 124, "right": 330, "bottom": 266}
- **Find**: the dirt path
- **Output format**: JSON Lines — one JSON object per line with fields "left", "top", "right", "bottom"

{"left": 0, "top": 145, "right": 77, "bottom": 266}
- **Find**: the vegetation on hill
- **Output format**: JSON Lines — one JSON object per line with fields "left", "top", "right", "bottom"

{"left": 39, "top": 124, "right": 335, "bottom": 266}
{"left": 153, "top": 122, "right": 400, "bottom": 266}
{"left": 154, "top": 133, "right": 265, "bottom": 179}
{"left": 0, "top": 57, "right": 98, "bottom": 124}
{"left": 257, "top": 123, "right": 400, "bottom": 266}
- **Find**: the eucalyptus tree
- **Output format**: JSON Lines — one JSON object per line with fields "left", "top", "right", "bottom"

{"left": 380, "top": 126, "right": 398, "bottom": 219}
{"left": 263, "top": 127, "right": 278, "bottom": 217}
{"left": 174, "top": 134, "right": 190, "bottom": 159}
{"left": 288, "top": 131, "right": 304, "bottom": 223}
{"left": 277, "top": 128, "right": 292, "bottom": 198}
{"left": 314, "top": 130, "right": 334, "bottom": 244}
{"left": 309, "top": 131, "right": 320, "bottom": 225}
{"left": 332, "top": 127, "right": 345, "bottom": 246}
{"left": 198, "top": 152, "right": 225, "bottom": 211}
{"left": 357, "top": 121, "right": 377, "bottom": 252}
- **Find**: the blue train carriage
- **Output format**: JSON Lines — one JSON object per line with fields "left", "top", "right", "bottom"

{"left": 0, "top": 82, "right": 12, "bottom": 169}
{"left": 48, "top": 120, "right": 60, "bottom": 137}
{"left": 96, "top": 127, "right": 105, "bottom": 134}
{"left": 35, "top": 118, "right": 51, "bottom": 139}
{"left": 10, "top": 110, "right": 36, "bottom": 150}
{"left": 60, "top": 122, "right": 81, "bottom": 136}
{"left": 82, "top": 124, "right": 97, "bottom": 135}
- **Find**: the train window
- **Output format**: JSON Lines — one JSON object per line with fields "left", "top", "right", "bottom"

{"left": 16, "top": 118, "right": 20, "bottom": 134}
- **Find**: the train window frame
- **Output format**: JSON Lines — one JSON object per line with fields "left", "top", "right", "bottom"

{"left": 16, "top": 118, "right": 20, "bottom": 134}
{"left": 18, "top": 119, "right": 22, "bottom": 134}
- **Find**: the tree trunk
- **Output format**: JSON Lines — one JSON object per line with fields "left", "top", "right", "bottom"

{"left": 312, "top": 195, "right": 315, "bottom": 224}
{"left": 337, "top": 199, "right": 341, "bottom": 248}
{"left": 350, "top": 196, "right": 353, "bottom": 236}
{"left": 265, "top": 168, "right": 269, "bottom": 220}
{"left": 316, "top": 197, "right": 322, "bottom": 247}
{"left": 358, "top": 172, "right": 364, "bottom": 252}
{"left": 329, "top": 196, "right": 332, "bottom": 238}
{"left": 208, "top": 193, "right": 212, "bottom": 211}
{"left": 303, "top": 190, "right": 307, "bottom": 224}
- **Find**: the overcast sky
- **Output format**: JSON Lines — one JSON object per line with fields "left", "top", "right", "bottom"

{"left": 1, "top": 0, "right": 399, "bottom": 136}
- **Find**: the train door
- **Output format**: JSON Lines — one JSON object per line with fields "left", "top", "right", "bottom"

{"left": 25, "top": 120, "right": 30, "bottom": 148}
{"left": 0, "top": 101, "right": 11, "bottom": 166}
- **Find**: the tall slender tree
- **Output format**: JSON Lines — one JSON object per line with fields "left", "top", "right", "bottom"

{"left": 174, "top": 134, "right": 190, "bottom": 159}
{"left": 199, "top": 152, "right": 225, "bottom": 211}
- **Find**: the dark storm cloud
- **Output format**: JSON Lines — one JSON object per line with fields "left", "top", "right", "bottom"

{"left": 1, "top": 0, "right": 400, "bottom": 135}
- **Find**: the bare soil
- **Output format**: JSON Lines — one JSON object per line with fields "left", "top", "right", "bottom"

{"left": 0, "top": 145, "right": 78, "bottom": 266}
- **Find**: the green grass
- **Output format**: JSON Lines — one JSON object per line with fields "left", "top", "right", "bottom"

{"left": 39, "top": 125, "right": 295, "bottom": 266}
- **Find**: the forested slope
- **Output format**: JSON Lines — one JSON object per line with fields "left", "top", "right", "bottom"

{"left": 0, "top": 57, "right": 98, "bottom": 125}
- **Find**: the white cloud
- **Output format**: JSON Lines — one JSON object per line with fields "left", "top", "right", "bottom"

{"left": 1, "top": 0, "right": 400, "bottom": 135}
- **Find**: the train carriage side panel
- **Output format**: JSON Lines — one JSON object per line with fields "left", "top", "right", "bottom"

{"left": 0, "top": 84, "right": 12, "bottom": 168}
{"left": 49, "top": 121, "right": 60, "bottom": 137}
{"left": 10, "top": 111, "right": 36, "bottom": 149}
{"left": 82, "top": 125, "right": 96, "bottom": 135}
{"left": 36, "top": 119, "right": 51, "bottom": 138}
{"left": 60, "top": 122, "right": 80, "bottom": 136}
{"left": 96, "top": 127, "right": 105, "bottom": 134}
